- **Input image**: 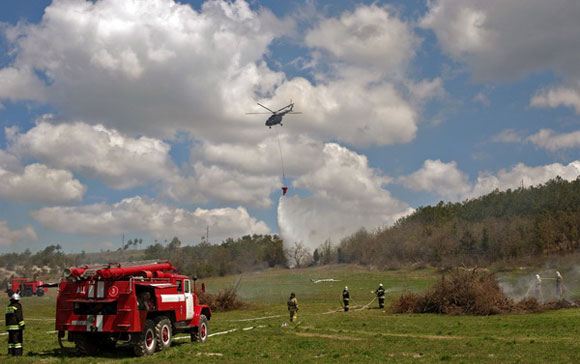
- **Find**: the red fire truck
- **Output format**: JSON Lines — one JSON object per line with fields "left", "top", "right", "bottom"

{"left": 55, "top": 260, "right": 211, "bottom": 356}
{"left": 6, "top": 277, "right": 47, "bottom": 297}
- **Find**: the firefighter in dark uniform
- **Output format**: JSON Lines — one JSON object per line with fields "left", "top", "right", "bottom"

{"left": 342, "top": 286, "right": 350, "bottom": 312}
{"left": 287, "top": 292, "right": 298, "bottom": 322}
{"left": 6, "top": 293, "right": 25, "bottom": 356}
{"left": 375, "top": 283, "right": 386, "bottom": 309}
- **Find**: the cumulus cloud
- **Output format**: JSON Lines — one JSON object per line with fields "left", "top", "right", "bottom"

{"left": 471, "top": 161, "right": 580, "bottom": 196}
{"left": 32, "top": 196, "right": 269, "bottom": 241}
{"left": 527, "top": 129, "right": 580, "bottom": 152}
{"left": 531, "top": 86, "right": 580, "bottom": 114}
{"left": 401, "top": 159, "right": 580, "bottom": 201}
{"left": 0, "top": 220, "right": 37, "bottom": 246}
{"left": 399, "top": 160, "right": 471, "bottom": 201}
{"left": 9, "top": 121, "right": 176, "bottom": 189}
{"left": 277, "top": 143, "right": 412, "bottom": 251}
{"left": 305, "top": 5, "right": 417, "bottom": 77}
{"left": 0, "top": 0, "right": 290, "bottom": 140}
{"left": 422, "top": 0, "right": 580, "bottom": 81}
{"left": 166, "top": 163, "right": 279, "bottom": 208}
{"left": 0, "top": 160, "right": 85, "bottom": 204}
{"left": 0, "top": 0, "right": 429, "bottom": 147}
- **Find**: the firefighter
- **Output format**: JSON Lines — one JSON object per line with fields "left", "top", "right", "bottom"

{"left": 287, "top": 292, "right": 298, "bottom": 322}
{"left": 5, "top": 293, "right": 25, "bottom": 356}
{"left": 533, "top": 274, "right": 543, "bottom": 301}
{"left": 555, "top": 271, "right": 563, "bottom": 300}
{"left": 374, "top": 283, "right": 386, "bottom": 309}
{"left": 342, "top": 286, "right": 350, "bottom": 312}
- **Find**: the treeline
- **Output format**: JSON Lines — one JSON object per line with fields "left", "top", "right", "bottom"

{"left": 0, "top": 244, "right": 71, "bottom": 273}
{"left": 332, "top": 177, "right": 580, "bottom": 268}
{"left": 142, "top": 234, "right": 287, "bottom": 278}
{"left": 0, "top": 234, "right": 286, "bottom": 280}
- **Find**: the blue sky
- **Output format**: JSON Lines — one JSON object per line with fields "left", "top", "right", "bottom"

{"left": 0, "top": 0, "right": 579, "bottom": 253}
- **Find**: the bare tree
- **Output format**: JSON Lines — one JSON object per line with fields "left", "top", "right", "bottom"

{"left": 289, "top": 242, "right": 311, "bottom": 268}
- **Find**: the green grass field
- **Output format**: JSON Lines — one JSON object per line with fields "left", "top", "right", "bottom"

{"left": 1, "top": 265, "right": 579, "bottom": 363}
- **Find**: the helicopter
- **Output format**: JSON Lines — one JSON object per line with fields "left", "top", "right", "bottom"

{"left": 246, "top": 102, "right": 302, "bottom": 128}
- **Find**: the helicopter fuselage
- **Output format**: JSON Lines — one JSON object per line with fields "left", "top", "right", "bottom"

{"left": 266, "top": 113, "right": 284, "bottom": 127}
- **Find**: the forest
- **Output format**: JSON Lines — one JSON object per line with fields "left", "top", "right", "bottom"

{"left": 336, "top": 176, "right": 580, "bottom": 267}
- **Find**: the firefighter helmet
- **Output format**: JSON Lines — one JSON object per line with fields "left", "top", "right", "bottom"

{"left": 10, "top": 292, "right": 21, "bottom": 301}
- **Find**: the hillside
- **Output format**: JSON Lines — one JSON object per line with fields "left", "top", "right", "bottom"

{"left": 338, "top": 177, "right": 580, "bottom": 267}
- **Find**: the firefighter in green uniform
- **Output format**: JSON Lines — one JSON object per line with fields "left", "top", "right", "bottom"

{"left": 287, "top": 292, "right": 298, "bottom": 322}
{"left": 374, "top": 283, "right": 386, "bottom": 309}
{"left": 342, "top": 287, "right": 350, "bottom": 312}
{"left": 6, "top": 293, "right": 25, "bottom": 356}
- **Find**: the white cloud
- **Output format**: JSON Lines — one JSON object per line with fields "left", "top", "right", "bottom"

{"left": 9, "top": 121, "right": 176, "bottom": 189}
{"left": 531, "top": 86, "right": 580, "bottom": 114}
{"left": 268, "top": 78, "right": 418, "bottom": 146}
{"left": 305, "top": 5, "right": 417, "bottom": 77}
{"left": 399, "top": 160, "right": 471, "bottom": 201}
{"left": 278, "top": 143, "right": 412, "bottom": 251}
{"left": 0, "top": 0, "right": 290, "bottom": 140}
{"left": 527, "top": 129, "right": 580, "bottom": 152}
{"left": 32, "top": 196, "right": 270, "bottom": 241}
{"left": 422, "top": 0, "right": 580, "bottom": 81}
{"left": 0, "top": 0, "right": 429, "bottom": 148}
{"left": 194, "top": 134, "right": 324, "bottom": 177}
{"left": 492, "top": 129, "right": 523, "bottom": 144}
{"left": 401, "top": 159, "right": 580, "bottom": 201}
{"left": 167, "top": 163, "right": 279, "bottom": 208}
{"left": 471, "top": 161, "right": 580, "bottom": 196}
{"left": 0, "top": 220, "right": 37, "bottom": 246}
{"left": 0, "top": 162, "right": 85, "bottom": 204}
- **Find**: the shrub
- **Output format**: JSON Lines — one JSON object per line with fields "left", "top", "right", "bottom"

{"left": 198, "top": 286, "right": 246, "bottom": 311}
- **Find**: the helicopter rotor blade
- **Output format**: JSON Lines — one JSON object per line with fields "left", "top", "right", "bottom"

{"left": 276, "top": 104, "right": 293, "bottom": 113}
{"left": 245, "top": 112, "right": 273, "bottom": 114}
{"left": 257, "top": 103, "right": 275, "bottom": 113}
{"left": 287, "top": 112, "right": 302, "bottom": 114}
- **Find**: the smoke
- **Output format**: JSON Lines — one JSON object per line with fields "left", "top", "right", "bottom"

{"left": 277, "top": 195, "right": 361, "bottom": 253}
{"left": 498, "top": 267, "right": 579, "bottom": 302}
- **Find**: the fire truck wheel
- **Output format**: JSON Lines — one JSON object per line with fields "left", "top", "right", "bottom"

{"left": 75, "top": 336, "right": 100, "bottom": 355}
{"left": 133, "top": 319, "right": 157, "bottom": 356}
{"left": 154, "top": 317, "right": 172, "bottom": 351}
{"left": 36, "top": 288, "right": 45, "bottom": 296}
{"left": 191, "top": 315, "right": 209, "bottom": 343}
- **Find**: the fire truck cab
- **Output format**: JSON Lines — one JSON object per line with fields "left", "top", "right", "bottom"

{"left": 55, "top": 260, "right": 211, "bottom": 356}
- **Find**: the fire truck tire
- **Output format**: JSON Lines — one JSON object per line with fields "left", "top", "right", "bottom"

{"left": 154, "top": 317, "right": 172, "bottom": 351}
{"left": 36, "top": 288, "right": 45, "bottom": 296}
{"left": 75, "top": 336, "right": 100, "bottom": 355}
{"left": 191, "top": 315, "right": 209, "bottom": 343}
{"left": 133, "top": 319, "right": 157, "bottom": 356}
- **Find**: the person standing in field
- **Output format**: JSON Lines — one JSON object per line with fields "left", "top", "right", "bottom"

{"left": 533, "top": 274, "right": 543, "bottom": 302}
{"left": 342, "top": 287, "right": 350, "bottom": 312}
{"left": 5, "top": 293, "right": 25, "bottom": 356}
{"left": 555, "top": 271, "right": 563, "bottom": 300}
{"left": 287, "top": 292, "right": 298, "bottom": 322}
{"left": 374, "top": 283, "right": 386, "bottom": 309}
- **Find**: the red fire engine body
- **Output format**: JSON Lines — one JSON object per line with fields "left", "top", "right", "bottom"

{"left": 6, "top": 277, "right": 47, "bottom": 297}
{"left": 55, "top": 260, "right": 211, "bottom": 356}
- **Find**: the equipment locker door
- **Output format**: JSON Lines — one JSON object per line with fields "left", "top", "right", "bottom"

{"left": 184, "top": 279, "right": 194, "bottom": 320}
